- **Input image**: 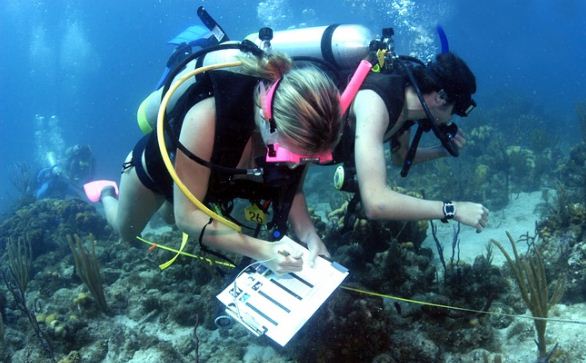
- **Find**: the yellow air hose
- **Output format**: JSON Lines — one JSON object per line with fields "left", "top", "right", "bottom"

{"left": 156, "top": 61, "right": 243, "bottom": 232}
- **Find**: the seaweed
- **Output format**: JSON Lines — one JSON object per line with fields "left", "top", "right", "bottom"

{"left": 67, "top": 234, "right": 108, "bottom": 314}
{"left": 2, "top": 236, "right": 55, "bottom": 361}
{"left": 491, "top": 232, "right": 565, "bottom": 360}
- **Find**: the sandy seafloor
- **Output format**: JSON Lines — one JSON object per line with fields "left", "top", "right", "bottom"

{"left": 421, "top": 191, "right": 546, "bottom": 267}
{"left": 420, "top": 191, "right": 586, "bottom": 362}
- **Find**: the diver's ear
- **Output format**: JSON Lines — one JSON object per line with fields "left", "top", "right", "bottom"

{"left": 434, "top": 89, "right": 448, "bottom": 106}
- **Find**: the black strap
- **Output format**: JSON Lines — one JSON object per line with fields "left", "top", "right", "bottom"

{"left": 321, "top": 24, "right": 340, "bottom": 68}
{"left": 400, "top": 121, "right": 427, "bottom": 177}
{"left": 129, "top": 136, "right": 160, "bottom": 192}
{"left": 198, "top": 218, "right": 236, "bottom": 267}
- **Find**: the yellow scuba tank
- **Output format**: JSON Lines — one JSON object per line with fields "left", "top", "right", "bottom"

{"left": 136, "top": 44, "right": 244, "bottom": 134}
{"left": 137, "top": 24, "right": 374, "bottom": 134}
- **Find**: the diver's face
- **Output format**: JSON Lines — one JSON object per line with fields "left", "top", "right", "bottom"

{"left": 427, "top": 90, "right": 454, "bottom": 126}
{"left": 432, "top": 103, "right": 455, "bottom": 125}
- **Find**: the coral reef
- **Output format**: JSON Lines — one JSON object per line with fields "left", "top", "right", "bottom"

{"left": 0, "top": 198, "right": 111, "bottom": 257}
{"left": 1, "top": 99, "right": 585, "bottom": 361}
{"left": 287, "top": 292, "right": 391, "bottom": 362}
{"left": 394, "top": 99, "right": 561, "bottom": 211}
{"left": 7, "top": 162, "right": 37, "bottom": 210}
{"left": 67, "top": 234, "right": 108, "bottom": 314}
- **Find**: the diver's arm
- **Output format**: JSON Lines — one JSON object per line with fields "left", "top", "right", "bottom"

{"left": 391, "top": 132, "right": 448, "bottom": 165}
{"left": 173, "top": 98, "right": 304, "bottom": 272}
{"left": 353, "top": 90, "right": 447, "bottom": 221}
{"left": 353, "top": 91, "right": 489, "bottom": 229}
{"left": 288, "top": 171, "right": 329, "bottom": 266}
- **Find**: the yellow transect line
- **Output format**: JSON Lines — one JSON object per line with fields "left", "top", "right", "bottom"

{"left": 140, "top": 237, "right": 586, "bottom": 325}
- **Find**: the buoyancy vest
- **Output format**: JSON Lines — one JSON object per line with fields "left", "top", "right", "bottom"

{"left": 165, "top": 69, "right": 304, "bottom": 238}
{"left": 138, "top": 24, "right": 374, "bottom": 134}
{"left": 333, "top": 73, "right": 409, "bottom": 165}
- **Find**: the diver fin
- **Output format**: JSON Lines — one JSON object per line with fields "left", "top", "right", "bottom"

{"left": 197, "top": 6, "right": 229, "bottom": 42}
{"left": 83, "top": 180, "right": 119, "bottom": 203}
{"left": 168, "top": 25, "right": 212, "bottom": 46}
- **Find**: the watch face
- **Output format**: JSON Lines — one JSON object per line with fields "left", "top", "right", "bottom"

{"left": 443, "top": 202, "right": 455, "bottom": 218}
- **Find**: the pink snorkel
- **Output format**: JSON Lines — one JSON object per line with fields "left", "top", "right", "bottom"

{"left": 339, "top": 59, "right": 373, "bottom": 115}
{"left": 262, "top": 59, "right": 372, "bottom": 165}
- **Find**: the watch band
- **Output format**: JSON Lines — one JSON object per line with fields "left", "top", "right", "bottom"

{"left": 441, "top": 201, "right": 455, "bottom": 223}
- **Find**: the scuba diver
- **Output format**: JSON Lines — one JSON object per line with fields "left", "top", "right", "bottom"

{"left": 63, "top": 144, "right": 96, "bottom": 185}
{"left": 83, "top": 20, "right": 345, "bottom": 275}
{"left": 36, "top": 144, "right": 96, "bottom": 200}
{"left": 332, "top": 34, "right": 489, "bottom": 232}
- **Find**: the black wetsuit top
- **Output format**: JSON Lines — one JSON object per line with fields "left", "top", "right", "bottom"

{"left": 333, "top": 72, "right": 408, "bottom": 164}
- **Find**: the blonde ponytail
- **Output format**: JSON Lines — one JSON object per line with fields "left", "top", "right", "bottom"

{"left": 238, "top": 52, "right": 292, "bottom": 81}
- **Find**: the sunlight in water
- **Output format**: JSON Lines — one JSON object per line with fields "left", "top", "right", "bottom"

{"left": 343, "top": 0, "right": 453, "bottom": 61}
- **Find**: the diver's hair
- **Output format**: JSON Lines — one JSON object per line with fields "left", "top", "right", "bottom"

{"left": 239, "top": 53, "right": 342, "bottom": 153}
{"left": 238, "top": 52, "right": 292, "bottom": 82}
{"left": 410, "top": 52, "right": 476, "bottom": 99}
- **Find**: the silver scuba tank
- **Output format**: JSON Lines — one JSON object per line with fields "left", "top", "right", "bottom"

{"left": 137, "top": 24, "right": 374, "bottom": 133}
{"left": 245, "top": 24, "right": 373, "bottom": 69}
{"left": 201, "top": 24, "right": 374, "bottom": 69}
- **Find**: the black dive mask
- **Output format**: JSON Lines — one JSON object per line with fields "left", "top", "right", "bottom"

{"left": 451, "top": 96, "right": 476, "bottom": 117}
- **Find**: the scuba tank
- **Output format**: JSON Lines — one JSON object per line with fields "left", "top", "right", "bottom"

{"left": 244, "top": 24, "right": 372, "bottom": 70}
{"left": 137, "top": 19, "right": 374, "bottom": 134}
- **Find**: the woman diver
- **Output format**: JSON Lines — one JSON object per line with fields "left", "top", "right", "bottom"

{"left": 86, "top": 50, "right": 343, "bottom": 274}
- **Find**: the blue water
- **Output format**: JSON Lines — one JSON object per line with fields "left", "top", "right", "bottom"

{"left": 1, "top": 0, "right": 585, "bottom": 213}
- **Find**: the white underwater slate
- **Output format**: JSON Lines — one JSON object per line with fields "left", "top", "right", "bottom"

{"left": 217, "top": 238, "right": 349, "bottom": 347}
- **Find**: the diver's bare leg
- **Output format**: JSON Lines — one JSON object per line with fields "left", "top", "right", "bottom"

{"left": 102, "top": 151, "right": 164, "bottom": 242}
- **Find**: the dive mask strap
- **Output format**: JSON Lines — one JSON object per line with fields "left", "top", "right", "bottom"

{"left": 398, "top": 59, "right": 459, "bottom": 161}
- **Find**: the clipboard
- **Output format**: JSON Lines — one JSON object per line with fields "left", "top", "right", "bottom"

{"left": 216, "top": 238, "right": 349, "bottom": 346}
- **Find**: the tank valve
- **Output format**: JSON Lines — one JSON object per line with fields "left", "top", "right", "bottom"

{"left": 259, "top": 27, "right": 274, "bottom": 51}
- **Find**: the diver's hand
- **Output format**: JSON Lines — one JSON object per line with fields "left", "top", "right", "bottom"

{"left": 453, "top": 201, "right": 489, "bottom": 232}
{"left": 452, "top": 129, "right": 466, "bottom": 149}
{"left": 263, "top": 236, "right": 304, "bottom": 274}
{"left": 304, "top": 233, "right": 330, "bottom": 268}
